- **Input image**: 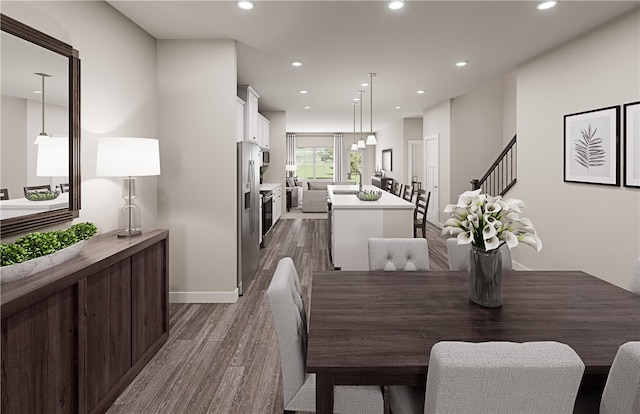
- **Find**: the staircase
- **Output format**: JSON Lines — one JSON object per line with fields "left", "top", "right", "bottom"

{"left": 470, "top": 135, "right": 517, "bottom": 196}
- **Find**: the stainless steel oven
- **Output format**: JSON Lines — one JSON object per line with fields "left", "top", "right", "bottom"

{"left": 260, "top": 190, "right": 273, "bottom": 247}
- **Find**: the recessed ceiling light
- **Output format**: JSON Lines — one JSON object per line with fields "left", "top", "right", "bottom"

{"left": 299, "top": 90, "right": 308, "bottom": 94}
{"left": 237, "top": 1, "right": 254, "bottom": 10}
{"left": 417, "top": 90, "right": 425, "bottom": 94}
{"left": 33, "top": 90, "right": 42, "bottom": 94}
{"left": 291, "top": 61, "right": 302, "bottom": 67}
{"left": 361, "top": 82, "right": 369, "bottom": 87}
{"left": 537, "top": 1, "right": 557, "bottom": 10}
{"left": 304, "top": 106, "right": 311, "bottom": 109}
{"left": 395, "top": 106, "right": 402, "bottom": 109}
{"left": 456, "top": 61, "right": 468, "bottom": 67}
{"left": 353, "top": 98, "right": 360, "bottom": 102}
{"left": 388, "top": 1, "right": 404, "bottom": 10}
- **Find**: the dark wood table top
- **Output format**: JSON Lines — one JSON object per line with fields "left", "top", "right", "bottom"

{"left": 307, "top": 270, "right": 640, "bottom": 382}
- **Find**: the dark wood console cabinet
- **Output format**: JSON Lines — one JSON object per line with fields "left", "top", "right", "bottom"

{"left": 371, "top": 176, "right": 393, "bottom": 190}
{"left": 1, "top": 229, "right": 169, "bottom": 414}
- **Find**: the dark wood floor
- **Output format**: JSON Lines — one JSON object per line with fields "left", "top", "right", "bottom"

{"left": 107, "top": 218, "right": 448, "bottom": 414}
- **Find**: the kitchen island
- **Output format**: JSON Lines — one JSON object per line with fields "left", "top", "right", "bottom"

{"left": 328, "top": 184, "right": 415, "bottom": 270}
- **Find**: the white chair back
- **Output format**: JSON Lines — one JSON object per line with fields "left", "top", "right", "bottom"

{"left": 424, "top": 341, "right": 584, "bottom": 414}
{"left": 266, "top": 257, "right": 307, "bottom": 407}
{"left": 600, "top": 341, "right": 640, "bottom": 414}
{"left": 446, "top": 238, "right": 513, "bottom": 271}
{"left": 368, "top": 238, "right": 429, "bottom": 271}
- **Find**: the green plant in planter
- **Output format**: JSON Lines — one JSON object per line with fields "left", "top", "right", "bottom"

{"left": 0, "top": 222, "right": 97, "bottom": 266}
{"left": 26, "top": 191, "right": 60, "bottom": 201}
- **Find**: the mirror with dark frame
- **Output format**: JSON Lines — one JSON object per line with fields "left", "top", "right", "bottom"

{"left": 382, "top": 148, "right": 392, "bottom": 172}
{"left": 0, "top": 14, "right": 80, "bottom": 237}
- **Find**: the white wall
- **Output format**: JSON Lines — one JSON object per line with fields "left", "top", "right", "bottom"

{"left": 401, "top": 118, "right": 423, "bottom": 184}
{"left": 502, "top": 71, "right": 517, "bottom": 144}
{"left": 512, "top": 10, "right": 640, "bottom": 289}
{"left": 157, "top": 40, "right": 238, "bottom": 302}
{"left": 423, "top": 100, "right": 452, "bottom": 225}
{"left": 375, "top": 119, "right": 403, "bottom": 182}
{"left": 450, "top": 76, "right": 505, "bottom": 200}
{"left": 1, "top": 1, "right": 158, "bottom": 238}
{"left": 1, "top": 95, "right": 27, "bottom": 199}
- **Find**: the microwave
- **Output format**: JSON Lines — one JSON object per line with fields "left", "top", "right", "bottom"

{"left": 261, "top": 149, "right": 270, "bottom": 167}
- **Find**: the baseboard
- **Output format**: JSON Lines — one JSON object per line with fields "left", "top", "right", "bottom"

{"left": 512, "top": 261, "right": 530, "bottom": 271}
{"left": 169, "top": 289, "right": 239, "bottom": 303}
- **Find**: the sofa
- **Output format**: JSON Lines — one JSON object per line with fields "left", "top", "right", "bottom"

{"left": 286, "top": 177, "right": 302, "bottom": 208}
{"left": 302, "top": 180, "right": 355, "bottom": 213}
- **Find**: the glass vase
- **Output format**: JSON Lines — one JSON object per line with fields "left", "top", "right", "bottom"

{"left": 469, "top": 246, "right": 503, "bottom": 308}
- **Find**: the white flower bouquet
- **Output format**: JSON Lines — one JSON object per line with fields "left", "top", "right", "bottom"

{"left": 442, "top": 189, "right": 542, "bottom": 252}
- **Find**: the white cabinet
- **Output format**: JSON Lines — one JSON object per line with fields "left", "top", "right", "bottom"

{"left": 272, "top": 185, "right": 282, "bottom": 223}
{"left": 236, "top": 97, "right": 245, "bottom": 143}
{"left": 237, "top": 85, "right": 260, "bottom": 144}
{"left": 257, "top": 113, "right": 270, "bottom": 149}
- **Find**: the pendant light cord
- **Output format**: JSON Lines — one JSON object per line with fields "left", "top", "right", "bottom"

{"left": 35, "top": 72, "right": 51, "bottom": 136}
{"left": 369, "top": 73, "right": 375, "bottom": 134}
{"left": 359, "top": 90, "right": 364, "bottom": 140}
{"left": 41, "top": 75, "right": 45, "bottom": 134}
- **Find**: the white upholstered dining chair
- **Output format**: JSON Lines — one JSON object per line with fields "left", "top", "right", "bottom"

{"left": 599, "top": 341, "right": 640, "bottom": 414}
{"left": 368, "top": 238, "right": 429, "bottom": 271}
{"left": 388, "top": 341, "right": 585, "bottom": 414}
{"left": 446, "top": 238, "right": 513, "bottom": 271}
{"left": 266, "top": 257, "right": 384, "bottom": 414}
{"left": 629, "top": 258, "right": 640, "bottom": 294}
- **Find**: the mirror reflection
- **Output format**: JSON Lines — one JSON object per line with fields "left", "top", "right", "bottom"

{"left": 1, "top": 29, "right": 69, "bottom": 220}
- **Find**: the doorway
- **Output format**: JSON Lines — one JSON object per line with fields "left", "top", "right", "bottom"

{"left": 423, "top": 134, "right": 439, "bottom": 226}
{"left": 407, "top": 140, "right": 424, "bottom": 191}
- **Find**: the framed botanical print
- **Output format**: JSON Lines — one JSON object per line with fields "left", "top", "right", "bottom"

{"left": 564, "top": 105, "right": 620, "bottom": 186}
{"left": 623, "top": 101, "right": 640, "bottom": 188}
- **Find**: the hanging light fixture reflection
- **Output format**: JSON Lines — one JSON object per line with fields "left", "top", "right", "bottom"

{"left": 366, "top": 73, "right": 377, "bottom": 145}
{"left": 351, "top": 102, "right": 358, "bottom": 151}
{"left": 34, "top": 72, "right": 51, "bottom": 144}
{"left": 357, "top": 90, "right": 366, "bottom": 149}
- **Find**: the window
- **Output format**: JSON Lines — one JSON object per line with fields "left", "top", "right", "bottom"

{"left": 295, "top": 146, "right": 334, "bottom": 179}
{"left": 349, "top": 151, "right": 362, "bottom": 185}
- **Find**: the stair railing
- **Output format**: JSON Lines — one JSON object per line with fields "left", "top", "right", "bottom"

{"left": 470, "top": 135, "right": 517, "bottom": 196}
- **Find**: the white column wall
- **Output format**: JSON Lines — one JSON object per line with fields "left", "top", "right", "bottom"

{"left": 157, "top": 40, "right": 238, "bottom": 302}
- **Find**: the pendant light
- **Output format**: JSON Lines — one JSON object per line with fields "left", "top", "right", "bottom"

{"left": 34, "top": 72, "right": 51, "bottom": 144}
{"left": 350, "top": 102, "right": 358, "bottom": 151}
{"left": 357, "top": 90, "right": 366, "bottom": 149}
{"left": 366, "top": 73, "right": 377, "bottom": 145}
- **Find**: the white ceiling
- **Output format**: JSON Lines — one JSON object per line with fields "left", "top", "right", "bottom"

{"left": 107, "top": 1, "right": 638, "bottom": 133}
{"left": 1, "top": 31, "right": 69, "bottom": 107}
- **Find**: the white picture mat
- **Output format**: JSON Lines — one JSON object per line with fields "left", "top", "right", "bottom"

{"left": 624, "top": 102, "right": 640, "bottom": 187}
{"left": 564, "top": 107, "right": 619, "bottom": 185}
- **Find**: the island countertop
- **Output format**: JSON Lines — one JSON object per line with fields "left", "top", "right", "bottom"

{"left": 328, "top": 185, "right": 415, "bottom": 209}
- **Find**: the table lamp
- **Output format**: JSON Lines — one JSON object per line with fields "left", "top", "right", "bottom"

{"left": 96, "top": 137, "right": 160, "bottom": 237}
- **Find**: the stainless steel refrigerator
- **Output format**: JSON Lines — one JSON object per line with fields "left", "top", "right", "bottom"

{"left": 237, "top": 141, "right": 261, "bottom": 295}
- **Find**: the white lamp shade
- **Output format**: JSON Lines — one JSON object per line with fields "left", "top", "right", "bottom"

{"left": 285, "top": 164, "right": 296, "bottom": 171}
{"left": 36, "top": 137, "right": 68, "bottom": 177}
{"left": 96, "top": 137, "right": 160, "bottom": 177}
{"left": 366, "top": 134, "right": 377, "bottom": 145}
{"left": 357, "top": 139, "right": 366, "bottom": 149}
{"left": 350, "top": 142, "right": 358, "bottom": 151}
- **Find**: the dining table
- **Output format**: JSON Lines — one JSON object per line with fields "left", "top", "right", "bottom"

{"left": 306, "top": 270, "right": 640, "bottom": 414}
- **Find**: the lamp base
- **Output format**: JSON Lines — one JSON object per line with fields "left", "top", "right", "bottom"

{"left": 117, "top": 229, "right": 142, "bottom": 238}
{"left": 117, "top": 177, "right": 142, "bottom": 238}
